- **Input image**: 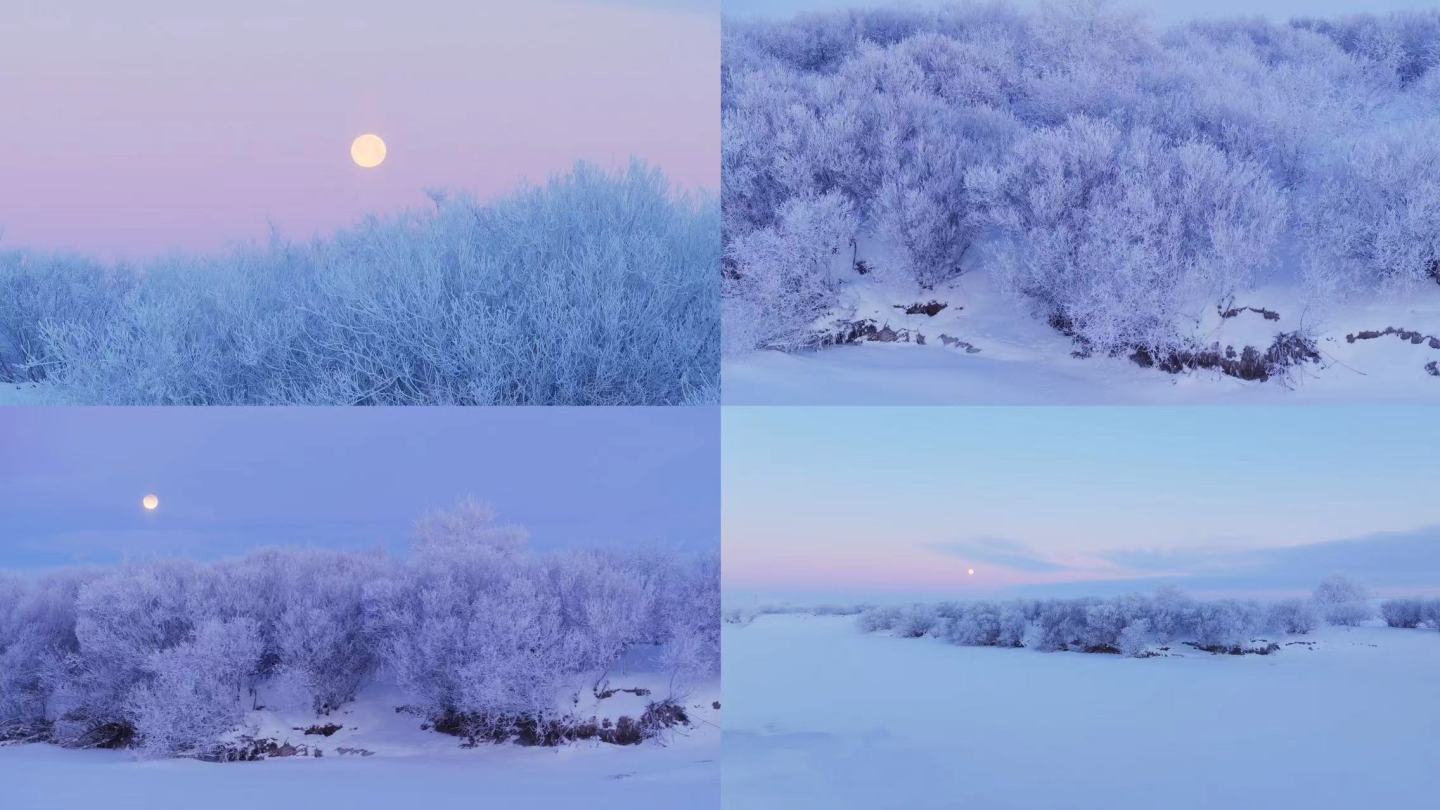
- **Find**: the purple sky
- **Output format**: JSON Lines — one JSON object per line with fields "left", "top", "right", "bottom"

{"left": 0, "top": 407, "right": 718, "bottom": 569}
{"left": 0, "top": 0, "right": 718, "bottom": 261}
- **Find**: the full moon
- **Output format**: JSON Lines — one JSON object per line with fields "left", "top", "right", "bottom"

{"left": 142, "top": 494, "right": 159, "bottom": 511}
{"left": 967, "top": 568, "right": 975, "bottom": 576}
{"left": 350, "top": 134, "right": 387, "bottom": 168}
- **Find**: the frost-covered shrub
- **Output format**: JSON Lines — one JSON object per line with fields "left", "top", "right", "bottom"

{"left": 1117, "top": 619, "right": 1153, "bottom": 657}
{"left": 1151, "top": 21, "right": 1374, "bottom": 184}
{"left": 1192, "top": 600, "right": 1263, "bottom": 648}
{"left": 549, "top": 551, "right": 654, "bottom": 676}
{"left": 895, "top": 605, "right": 939, "bottom": 638}
{"left": 1146, "top": 587, "right": 1198, "bottom": 640}
{"left": 270, "top": 552, "right": 387, "bottom": 713}
{"left": 0, "top": 500, "right": 718, "bottom": 756}
{"left": 826, "top": 38, "right": 1019, "bottom": 286}
{"left": 723, "top": 192, "right": 857, "bottom": 353}
{"left": 1266, "top": 599, "right": 1320, "bottom": 634}
{"left": 1081, "top": 600, "right": 1129, "bottom": 651}
{"left": 1294, "top": 11, "right": 1440, "bottom": 87}
{"left": 0, "top": 571, "right": 87, "bottom": 740}
{"left": 376, "top": 550, "right": 570, "bottom": 733}
{"left": 1313, "top": 575, "right": 1373, "bottom": 626}
{"left": 810, "top": 604, "right": 869, "bottom": 617}
{"left": 1022, "top": 599, "right": 1091, "bottom": 652}
{"left": 8, "top": 163, "right": 718, "bottom": 405}
{"left": 1300, "top": 120, "right": 1440, "bottom": 295}
{"left": 0, "top": 254, "right": 131, "bottom": 383}
{"left": 1379, "top": 598, "right": 1426, "bottom": 628}
{"left": 942, "top": 601, "right": 1002, "bottom": 646}
{"left": 857, "top": 606, "right": 902, "bottom": 633}
{"left": 972, "top": 117, "right": 1286, "bottom": 355}
{"left": 127, "top": 618, "right": 263, "bottom": 756}
{"left": 857, "top": 585, "right": 1362, "bottom": 658}
{"left": 996, "top": 601, "right": 1032, "bottom": 648}
{"left": 724, "top": 5, "right": 1440, "bottom": 361}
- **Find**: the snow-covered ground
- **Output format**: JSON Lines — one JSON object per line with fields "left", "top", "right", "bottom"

{"left": 724, "top": 271, "right": 1440, "bottom": 404}
{"left": 0, "top": 381, "right": 50, "bottom": 405}
{"left": 0, "top": 673, "right": 720, "bottom": 810}
{"left": 724, "top": 613, "right": 1440, "bottom": 809}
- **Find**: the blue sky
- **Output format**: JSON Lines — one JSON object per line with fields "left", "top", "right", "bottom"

{"left": 0, "top": 408, "right": 718, "bottom": 569}
{"left": 722, "top": 0, "right": 1438, "bottom": 23}
{"left": 724, "top": 407, "right": 1440, "bottom": 600}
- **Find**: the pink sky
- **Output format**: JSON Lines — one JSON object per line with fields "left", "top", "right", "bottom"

{"left": 723, "top": 408, "right": 1440, "bottom": 599}
{"left": 0, "top": 0, "right": 717, "bottom": 261}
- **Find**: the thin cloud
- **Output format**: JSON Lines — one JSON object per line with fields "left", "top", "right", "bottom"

{"left": 926, "top": 536, "right": 1076, "bottom": 573}
{"left": 1022, "top": 526, "right": 1440, "bottom": 596}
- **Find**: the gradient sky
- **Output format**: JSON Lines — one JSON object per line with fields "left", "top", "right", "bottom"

{"left": 724, "top": 0, "right": 1439, "bottom": 22}
{"left": 0, "top": 0, "right": 717, "bottom": 260}
{"left": 0, "top": 407, "right": 718, "bottom": 570}
{"left": 724, "top": 407, "right": 1440, "bottom": 601}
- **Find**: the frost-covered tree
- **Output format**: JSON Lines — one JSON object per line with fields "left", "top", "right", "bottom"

{"left": 548, "top": 551, "right": 654, "bottom": 679}
{"left": 657, "top": 553, "right": 722, "bottom": 688}
{"left": 723, "top": 192, "right": 858, "bottom": 353}
{"left": 0, "top": 255, "right": 130, "bottom": 383}
{"left": 3, "top": 163, "right": 718, "bottom": 405}
{"left": 1379, "top": 598, "right": 1426, "bottom": 628}
{"left": 414, "top": 498, "right": 529, "bottom": 555}
{"left": 1078, "top": 601, "right": 1124, "bottom": 650}
{"left": 896, "top": 605, "right": 939, "bottom": 638}
{"left": 1191, "top": 600, "right": 1262, "bottom": 648}
{"left": 0, "top": 571, "right": 87, "bottom": 740}
{"left": 857, "top": 606, "right": 902, "bottom": 633}
{"left": 1265, "top": 599, "right": 1320, "bottom": 635}
{"left": 723, "top": 4, "right": 1440, "bottom": 362}
{"left": 52, "top": 561, "right": 212, "bottom": 747}
{"left": 270, "top": 552, "right": 386, "bottom": 713}
{"left": 1117, "top": 619, "right": 1153, "bottom": 657}
{"left": 1300, "top": 120, "right": 1440, "bottom": 295}
{"left": 0, "top": 499, "right": 719, "bottom": 755}
{"left": 127, "top": 618, "right": 262, "bottom": 756}
{"left": 1423, "top": 600, "right": 1440, "bottom": 631}
{"left": 971, "top": 117, "right": 1287, "bottom": 354}
{"left": 1313, "top": 575, "right": 1372, "bottom": 626}
{"left": 855, "top": 587, "right": 1339, "bottom": 657}
{"left": 1021, "top": 599, "right": 1090, "bottom": 652}
{"left": 942, "top": 601, "right": 1002, "bottom": 646}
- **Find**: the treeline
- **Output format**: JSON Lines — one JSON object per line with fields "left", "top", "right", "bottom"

{"left": 1380, "top": 598, "right": 1440, "bottom": 628}
{"left": 854, "top": 577, "right": 1427, "bottom": 657}
{"left": 0, "top": 162, "right": 719, "bottom": 405}
{"left": 0, "top": 501, "right": 719, "bottom": 757}
{"left": 723, "top": 4, "right": 1440, "bottom": 359}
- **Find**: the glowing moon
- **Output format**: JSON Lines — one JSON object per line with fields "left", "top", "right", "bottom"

{"left": 350, "top": 134, "right": 387, "bottom": 168}
{"left": 967, "top": 568, "right": 975, "bottom": 576}
{"left": 142, "top": 494, "right": 159, "bottom": 511}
